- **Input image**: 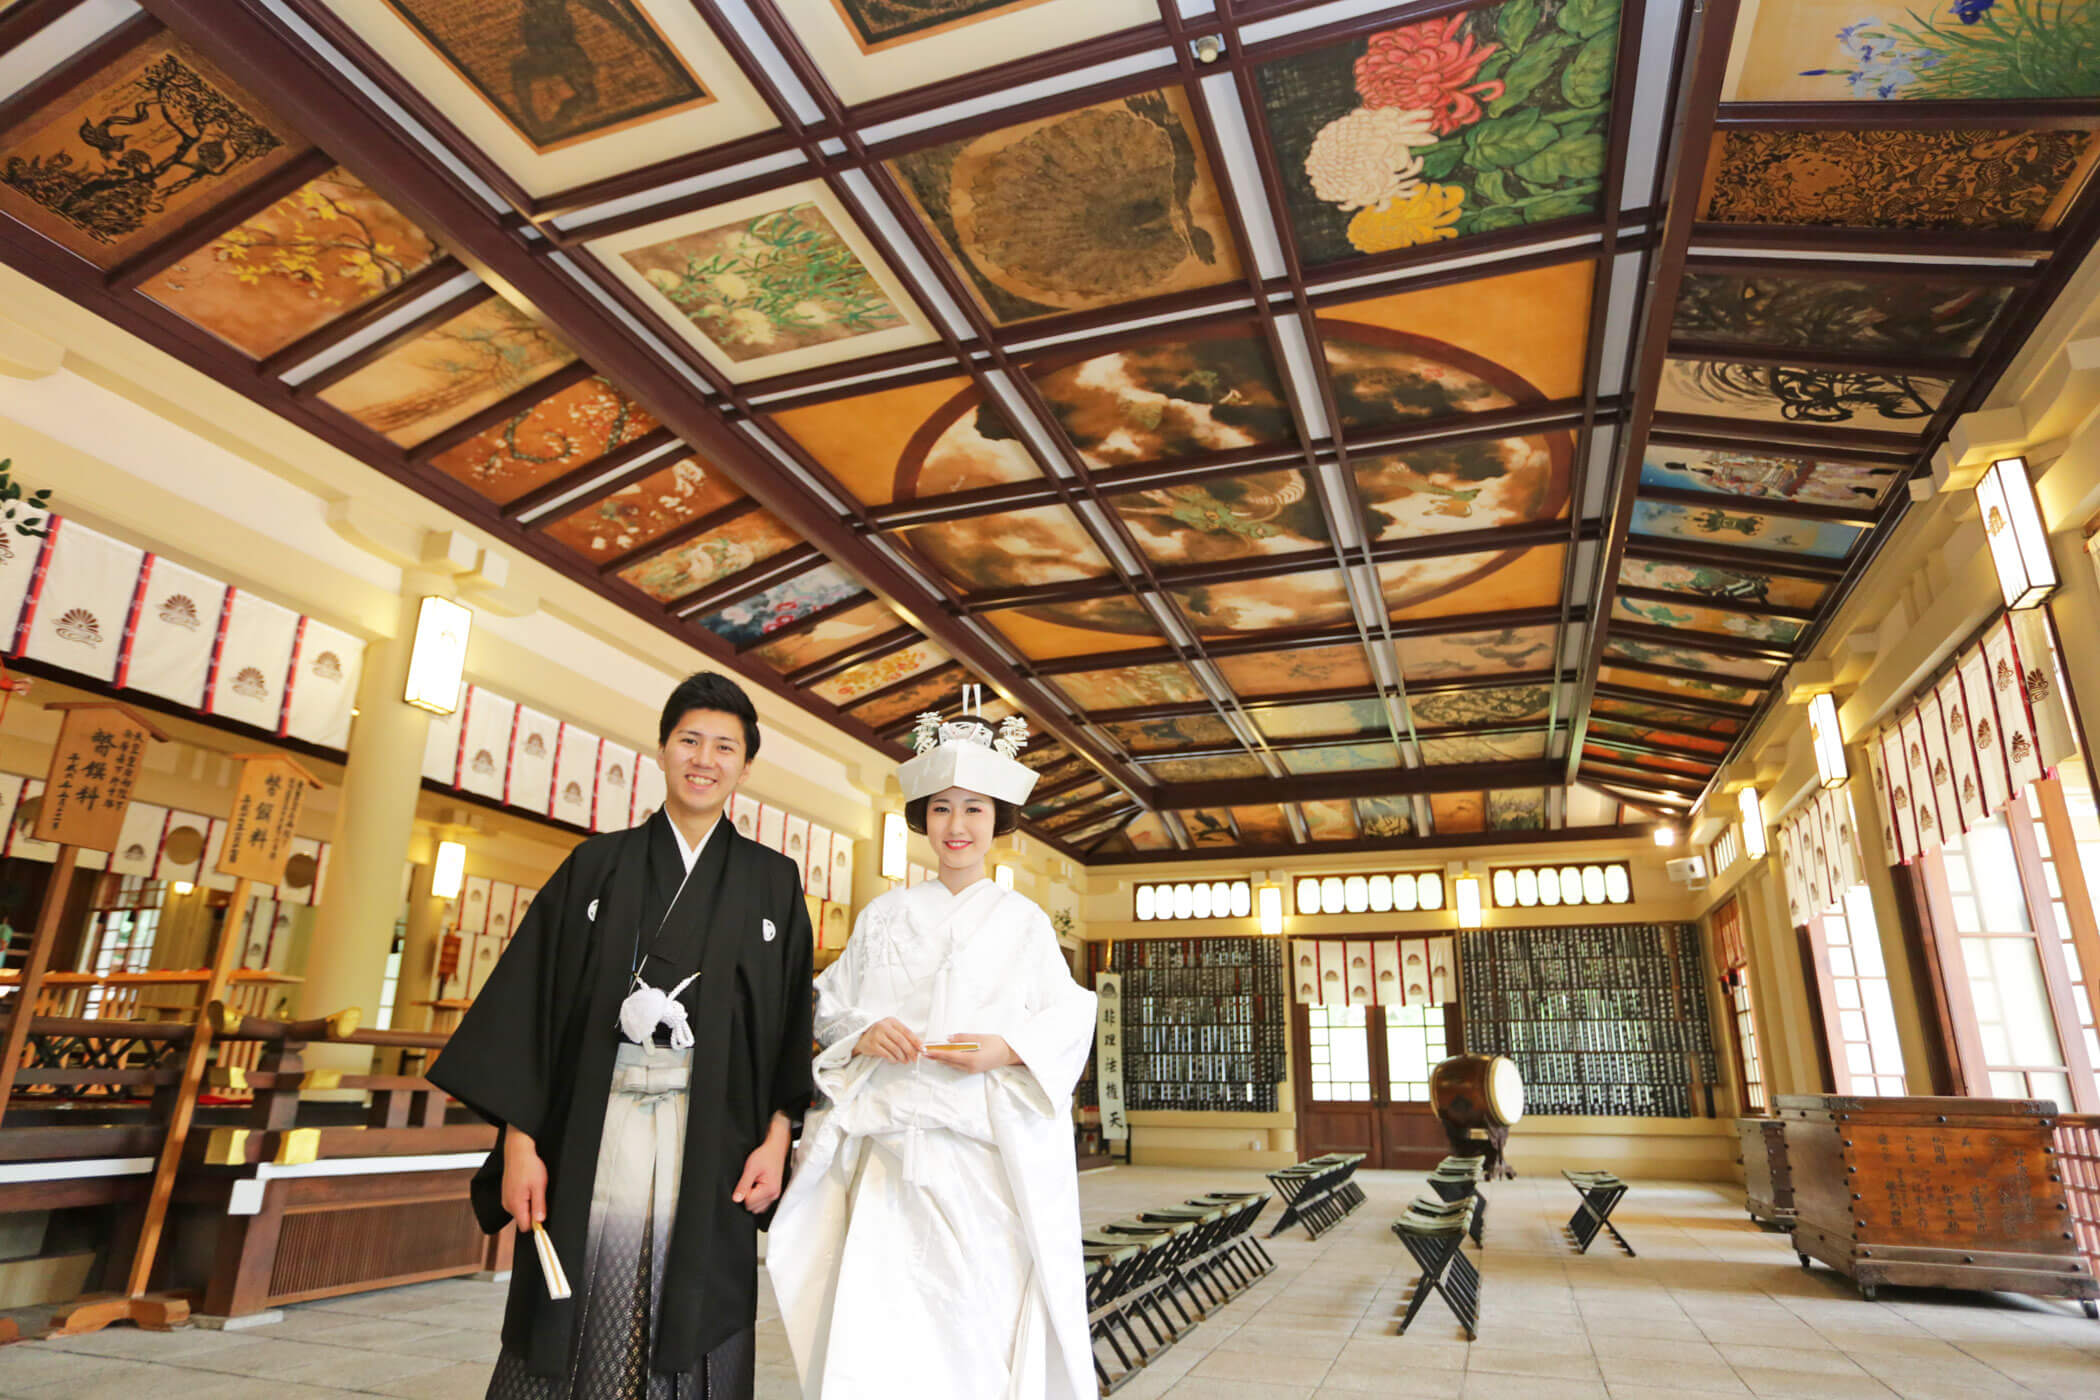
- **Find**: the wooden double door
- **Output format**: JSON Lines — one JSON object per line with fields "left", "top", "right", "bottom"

{"left": 1290, "top": 998, "right": 1455, "bottom": 1169}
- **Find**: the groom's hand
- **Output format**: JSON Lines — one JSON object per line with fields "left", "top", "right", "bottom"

{"left": 733, "top": 1112, "right": 792, "bottom": 1213}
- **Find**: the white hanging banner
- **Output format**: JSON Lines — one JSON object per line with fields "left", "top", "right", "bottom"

{"left": 206, "top": 589, "right": 300, "bottom": 730}
{"left": 0, "top": 512, "right": 50, "bottom": 651}
{"left": 1290, "top": 940, "right": 1318, "bottom": 1003}
{"left": 552, "top": 725, "right": 600, "bottom": 827}
{"left": 1898, "top": 712, "right": 1944, "bottom": 855}
{"left": 1958, "top": 648, "right": 2012, "bottom": 819}
{"left": 1371, "top": 940, "right": 1402, "bottom": 1005}
{"left": 460, "top": 875, "right": 492, "bottom": 935}
{"left": 632, "top": 755, "right": 666, "bottom": 827}
{"left": 2008, "top": 610, "right": 2077, "bottom": 772}
{"left": 1863, "top": 737, "right": 1901, "bottom": 860}
{"left": 458, "top": 688, "right": 518, "bottom": 801}
{"left": 729, "top": 792, "right": 760, "bottom": 840}
{"left": 1777, "top": 816, "right": 1805, "bottom": 926}
{"left": 757, "top": 803, "right": 786, "bottom": 852}
{"left": 1918, "top": 693, "right": 1962, "bottom": 833}
{"left": 593, "top": 741, "right": 636, "bottom": 833}
{"left": 1982, "top": 619, "right": 2044, "bottom": 794}
{"left": 803, "top": 823, "right": 830, "bottom": 896}
{"left": 1343, "top": 940, "right": 1373, "bottom": 1007}
{"left": 1401, "top": 938, "right": 1434, "bottom": 1007}
{"left": 465, "top": 932, "right": 504, "bottom": 1000}
{"left": 20, "top": 517, "right": 143, "bottom": 681}
{"left": 1094, "top": 970, "right": 1126, "bottom": 1141}
{"left": 108, "top": 802, "right": 168, "bottom": 876}
{"left": 1429, "top": 937, "right": 1455, "bottom": 1003}
{"left": 420, "top": 685, "right": 466, "bottom": 785}
{"left": 284, "top": 618, "right": 364, "bottom": 749}
{"left": 1315, "top": 940, "right": 1346, "bottom": 1007}
{"left": 1935, "top": 673, "right": 1987, "bottom": 832}
{"left": 1879, "top": 727, "right": 1919, "bottom": 861}
{"left": 120, "top": 555, "right": 226, "bottom": 707}
{"left": 507, "top": 706, "right": 559, "bottom": 813}
{"left": 487, "top": 881, "right": 518, "bottom": 941}
{"left": 783, "top": 814, "right": 812, "bottom": 883}
{"left": 511, "top": 886, "right": 537, "bottom": 935}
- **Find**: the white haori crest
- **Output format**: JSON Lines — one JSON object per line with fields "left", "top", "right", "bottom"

{"left": 618, "top": 971, "right": 700, "bottom": 1049}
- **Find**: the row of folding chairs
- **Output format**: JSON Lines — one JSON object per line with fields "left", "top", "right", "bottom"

{"left": 1084, "top": 1190, "right": 1275, "bottom": 1393}
{"left": 1265, "top": 1152, "right": 1367, "bottom": 1240}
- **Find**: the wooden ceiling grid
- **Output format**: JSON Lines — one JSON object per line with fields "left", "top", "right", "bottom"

{"left": 2, "top": 0, "right": 2094, "bottom": 860}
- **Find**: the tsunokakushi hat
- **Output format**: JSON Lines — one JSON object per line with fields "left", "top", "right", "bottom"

{"left": 897, "top": 689, "right": 1039, "bottom": 822}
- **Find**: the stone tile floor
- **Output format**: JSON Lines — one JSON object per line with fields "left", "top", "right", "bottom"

{"left": 2, "top": 1167, "right": 2096, "bottom": 1399}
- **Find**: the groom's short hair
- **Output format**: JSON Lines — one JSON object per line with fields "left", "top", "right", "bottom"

{"left": 659, "top": 671, "right": 761, "bottom": 758}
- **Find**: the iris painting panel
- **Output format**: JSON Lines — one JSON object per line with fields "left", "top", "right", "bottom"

{"left": 1299, "top": 799, "right": 1360, "bottom": 840}
{"left": 1103, "top": 714, "right": 1238, "bottom": 754}
{"left": 1657, "top": 358, "right": 1950, "bottom": 432}
{"left": 1409, "top": 684, "right": 1554, "bottom": 729}
{"left": 1488, "top": 788, "right": 1547, "bottom": 829}
{"left": 1397, "top": 625, "right": 1557, "bottom": 681}
{"left": 615, "top": 509, "right": 801, "bottom": 602}
{"left": 1357, "top": 795, "right": 1417, "bottom": 838}
{"left": 1699, "top": 127, "right": 2098, "bottom": 230}
{"left": 437, "top": 379, "right": 665, "bottom": 506}
{"left": 381, "top": 0, "right": 710, "bottom": 151}
{"left": 544, "top": 458, "right": 744, "bottom": 559}
{"left": 1254, "top": 0, "right": 1622, "bottom": 264}
{"left": 1630, "top": 500, "right": 1863, "bottom": 558}
{"left": 1619, "top": 556, "right": 1828, "bottom": 611}
{"left": 1612, "top": 596, "right": 1803, "bottom": 645}
{"left": 321, "top": 298, "right": 576, "bottom": 446}
{"left": 1726, "top": 0, "right": 2100, "bottom": 102}
{"left": 890, "top": 88, "right": 1241, "bottom": 323}
{"left": 0, "top": 36, "right": 304, "bottom": 266}
{"left": 1639, "top": 443, "right": 1899, "bottom": 510}
{"left": 1250, "top": 697, "right": 1391, "bottom": 740}
{"left": 1673, "top": 269, "right": 2013, "bottom": 359}
{"left": 697, "top": 564, "right": 865, "bottom": 649}
{"left": 142, "top": 169, "right": 441, "bottom": 358}
{"left": 1215, "top": 643, "right": 1375, "bottom": 698}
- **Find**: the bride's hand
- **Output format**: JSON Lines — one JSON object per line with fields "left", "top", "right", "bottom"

{"left": 921, "top": 1033, "right": 1019, "bottom": 1075}
{"left": 853, "top": 1017, "right": 923, "bottom": 1063}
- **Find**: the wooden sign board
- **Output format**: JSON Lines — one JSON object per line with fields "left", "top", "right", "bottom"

{"left": 33, "top": 703, "right": 169, "bottom": 852}
{"left": 216, "top": 754, "right": 323, "bottom": 885}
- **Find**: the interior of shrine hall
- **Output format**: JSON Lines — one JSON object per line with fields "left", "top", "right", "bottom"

{"left": 0, "top": 0, "right": 2098, "bottom": 1396}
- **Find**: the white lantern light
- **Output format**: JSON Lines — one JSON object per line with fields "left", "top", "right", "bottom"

{"left": 1515, "top": 867, "right": 1538, "bottom": 906}
{"left": 1258, "top": 882, "right": 1284, "bottom": 937}
{"left": 1418, "top": 873, "right": 1444, "bottom": 909}
{"left": 1393, "top": 875, "right": 1418, "bottom": 912}
{"left": 1492, "top": 869, "right": 1516, "bottom": 907}
{"left": 1192, "top": 883, "right": 1214, "bottom": 919}
{"left": 1582, "top": 864, "right": 1607, "bottom": 904}
{"left": 404, "top": 596, "right": 472, "bottom": 715}
{"left": 1653, "top": 825, "right": 1677, "bottom": 847}
{"left": 1808, "top": 692, "right": 1848, "bottom": 791}
{"left": 1321, "top": 876, "right": 1344, "bottom": 912}
{"left": 1539, "top": 868, "right": 1562, "bottom": 906}
{"left": 1343, "top": 875, "right": 1369, "bottom": 913}
{"left": 994, "top": 863, "right": 1015, "bottom": 890}
{"left": 1739, "top": 786, "right": 1768, "bottom": 860}
{"left": 1135, "top": 885, "right": 1156, "bottom": 921}
{"left": 433, "top": 840, "right": 467, "bottom": 900}
{"left": 1297, "top": 877, "right": 1321, "bottom": 915}
{"left": 1211, "top": 881, "right": 1233, "bottom": 914}
{"left": 1172, "top": 883, "right": 1195, "bottom": 919}
{"left": 1454, "top": 871, "right": 1484, "bottom": 929}
{"left": 1604, "top": 864, "right": 1632, "bottom": 903}
{"left": 882, "top": 811, "right": 909, "bottom": 882}
{"left": 1229, "top": 882, "right": 1252, "bottom": 919}
{"left": 1559, "top": 866, "right": 1583, "bottom": 904}
{"left": 1368, "top": 874, "right": 1393, "bottom": 912}
{"left": 1975, "top": 455, "right": 2058, "bottom": 610}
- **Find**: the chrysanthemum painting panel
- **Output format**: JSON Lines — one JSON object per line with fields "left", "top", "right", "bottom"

{"left": 142, "top": 168, "right": 441, "bottom": 358}
{"left": 1255, "top": 0, "right": 1622, "bottom": 265}
{"left": 1725, "top": 0, "right": 2100, "bottom": 102}
{"left": 890, "top": 87, "right": 1241, "bottom": 324}
{"left": 542, "top": 456, "right": 742, "bottom": 559}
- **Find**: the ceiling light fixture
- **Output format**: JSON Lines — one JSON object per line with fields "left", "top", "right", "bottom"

{"left": 1808, "top": 692, "right": 1848, "bottom": 791}
{"left": 1739, "top": 787, "right": 1767, "bottom": 860}
{"left": 1975, "top": 455, "right": 2058, "bottom": 609}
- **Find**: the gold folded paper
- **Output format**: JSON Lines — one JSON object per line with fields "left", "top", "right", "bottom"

{"left": 531, "top": 1222, "right": 571, "bottom": 1301}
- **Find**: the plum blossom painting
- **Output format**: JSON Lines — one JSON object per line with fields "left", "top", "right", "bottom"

{"left": 1639, "top": 443, "right": 1899, "bottom": 510}
{"left": 142, "top": 168, "right": 441, "bottom": 358}
{"left": 891, "top": 88, "right": 1241, "bottom": 323}
{"left": 1727, "top": 0, "right": 2100, "bottom": 102}
{"left": 433, "top": 376, "right": 663, "bottom": 505}
{"left": 543, "top": 456, "right": 742, "bottom": 557}
{"left": 1255, "top": 0, "right": 1622, "bottom": 264}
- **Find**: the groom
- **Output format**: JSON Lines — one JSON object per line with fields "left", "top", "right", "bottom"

{"left": 431, "top": 671, "right": 815, "bottom": 1399}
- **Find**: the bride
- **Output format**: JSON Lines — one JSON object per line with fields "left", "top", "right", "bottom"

{"left": 767, "top": 708, "right": 1097, "bottom": 1399}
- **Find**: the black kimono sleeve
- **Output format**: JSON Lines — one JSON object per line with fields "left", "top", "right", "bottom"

{"left": 427, "top": 852, "right": 577, "bottom": 1141}
{"left": 771, "top": 871, "right": 816, "bottom": 1129}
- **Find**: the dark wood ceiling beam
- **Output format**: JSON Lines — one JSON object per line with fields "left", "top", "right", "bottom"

{"left": 597, "top": 499, "right": 760, "bottom": 577}
{"left": 865, "top": 479, "right": 1062, "bottom": 531}
{"left": 507, "top": 426, "right": 683, "bottom": 524}
{"left": 1154, "top": 758, "right": 1561, "bottom": 810}
{"left": 1715, "top": 98, "right": 2100, "bottom": 129}
{"left": 737, "top": 345, "right": 964, "bottom": 406}
{"left": 407, "top": 360, "right": 599, "bottom": 465}
{"left": 105, "top": 147, "right": 337, "bottom": 293}
{"left": 731, "top": 589, "right": 877, "bottom": 654}
{"left": 257, "top": 255, "right": 465, "bottom": 381}
{"left": 784, "top": 625, "right": 923, "bottom": 689}
{"left": 0, "top": 9, "right": 157, "bottom": 134}
{"left": 1689, "top": 224, "right": 2055, "bottom": 259}
{"left": 288, "top": 282, "right": 495, "bottom": 399}
{"left": 1578, "top": 759, "right": 1707, "bottom": 796}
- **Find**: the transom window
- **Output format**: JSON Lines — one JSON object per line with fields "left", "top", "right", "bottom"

{"left": 1384, "top": 1004, "right": 1447, "bottom": 1103}
{"left": 1294, "top": 872, "right": 1443, "bottom": 916}
{"left": 1134, "top": 879, "right": 1251, "bottom": 922}
{"left": 1490, "top": 862, "right": 1631, "bottom": 909}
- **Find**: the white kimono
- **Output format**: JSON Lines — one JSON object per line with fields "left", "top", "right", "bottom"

{"left": 768, "top": 878, "right": 1098, "bottom": 1400}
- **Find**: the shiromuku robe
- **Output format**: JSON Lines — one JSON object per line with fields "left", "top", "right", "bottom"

{"left": 768, "top": 878, "right": 1098, "bottom": 1400}
{"left": 428, "top": 812, "right": 815, "bottom": 1381}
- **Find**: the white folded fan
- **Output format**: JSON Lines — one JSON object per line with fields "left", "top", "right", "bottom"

{"left": 531, "top": 1221, "right": 572, "bottom": 1300}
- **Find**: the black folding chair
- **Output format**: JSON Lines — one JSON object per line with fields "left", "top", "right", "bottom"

{"left": 1561, "top": 1169, "right": 1634, "bottom": 1256}
{"left": 1392, "top": 1196, "right": 1481, "bottom": 1339}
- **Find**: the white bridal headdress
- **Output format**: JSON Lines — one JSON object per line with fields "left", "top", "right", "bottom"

{"left": 896, "top": 685, "right": 1039, "bottom": 806}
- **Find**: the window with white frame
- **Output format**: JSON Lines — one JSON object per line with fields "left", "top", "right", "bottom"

{"left": 1806, "top": 885, "right": 1908, "bottom": 1096}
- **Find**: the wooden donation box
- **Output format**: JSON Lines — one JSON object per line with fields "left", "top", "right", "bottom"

{"left": 1737, "top": 1117, "right": 1792, "bottom": 1229}
{"left": 1777, "top": 1094, "right": 2097, "bottom": 1311}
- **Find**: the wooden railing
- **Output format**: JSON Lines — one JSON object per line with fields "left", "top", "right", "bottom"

{"left": 2057, "top": 1114, "right": 2100, "bottom": 1290}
